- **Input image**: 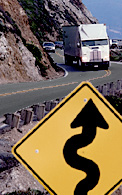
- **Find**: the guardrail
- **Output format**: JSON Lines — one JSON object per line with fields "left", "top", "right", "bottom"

{"left": 96, "top": 79, "right": 122, "bottom": 97}
{"left": 0, "top": 80, "right": 122, "bottom": 133}
{"left": 0, "top": 98, "right": 64, "bottom": 133}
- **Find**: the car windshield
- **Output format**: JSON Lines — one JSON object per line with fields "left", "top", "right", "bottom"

{"left": 55, "top": 41, "right": 63, "bottom": 45}
{"left": 82, "top": 39, "right": 108, "bottom": 46}
{"left": 43, "top": 43, "right": 54, "bottom": 46}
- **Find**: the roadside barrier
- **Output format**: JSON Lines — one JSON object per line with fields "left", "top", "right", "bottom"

{"left": 96, "top": 79, "right": 122, "bottom": 97}
{"left": 0, "top": 98, "right": 64, "bottom": 133}
{"left": 0, "top": 80, "right": 121, "bottom": 133}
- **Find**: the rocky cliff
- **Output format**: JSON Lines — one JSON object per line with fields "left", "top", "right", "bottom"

{"left": 0, "top": 0, "right": 97, "bottom": 84}
{"left": 43, "top": 0, "right": 98, "bottom": 40}
{"left": 18, "top": 0, "right": 98, "bottom": 41}
{"left": 0, "top": 0, "right": 63, "bottom": 84}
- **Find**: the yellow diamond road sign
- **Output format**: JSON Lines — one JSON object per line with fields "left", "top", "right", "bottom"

{"left": 12, "top": 82, "right": 122, "bottom": 195}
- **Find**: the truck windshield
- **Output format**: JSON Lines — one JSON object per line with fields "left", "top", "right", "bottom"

{"left": 82, "top": 39, "right": 108, "bottom": 46}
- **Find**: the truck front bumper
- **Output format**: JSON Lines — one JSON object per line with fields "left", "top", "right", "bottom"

{"left": 82, "top": 61, "right": 109, "bottom": 69}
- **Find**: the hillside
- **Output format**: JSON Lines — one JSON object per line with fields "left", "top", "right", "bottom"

{"left": 0, "top": 0, "right": 62, "bottom": 84}
{"left": 0, "top": 0, "right": 97, "bottom": 84}
{"left": 18, "top": 0, "right": 98, "bottom": 41}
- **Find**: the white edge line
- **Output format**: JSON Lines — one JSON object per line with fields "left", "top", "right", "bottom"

{"left": 56, "top": 63, "right": 68, "bottom": 78}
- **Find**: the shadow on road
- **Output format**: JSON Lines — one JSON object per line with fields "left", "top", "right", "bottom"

{"left": 59, "top": 63, "right": 105, "bottom": 73}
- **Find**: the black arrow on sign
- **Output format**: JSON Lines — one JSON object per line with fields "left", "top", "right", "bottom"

{"left": 63, "top": 99, "right": 109, "bottom": 195}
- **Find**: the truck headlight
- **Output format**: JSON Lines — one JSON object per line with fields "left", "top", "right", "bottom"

{"left": 82, "top": 56, "right": 88, "bottom": 62}
{"left": 104, "top": 56, "right": 109, "bottom": 61}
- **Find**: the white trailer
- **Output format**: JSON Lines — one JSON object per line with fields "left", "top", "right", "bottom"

{"left": 63, "top": 24, "right": 110, "bottom": 70}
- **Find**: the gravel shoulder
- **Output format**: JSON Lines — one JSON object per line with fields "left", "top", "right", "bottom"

{"left": 0, "top": 122, "right": 49, "bottom": 194}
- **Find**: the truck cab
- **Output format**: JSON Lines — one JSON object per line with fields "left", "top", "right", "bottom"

{"left": 63, "top": 24, "right": 110, "bottom": 70}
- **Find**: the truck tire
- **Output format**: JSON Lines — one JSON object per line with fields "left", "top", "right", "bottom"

{"left": 65, "top": 55, "right": 71, "bottom": 65}
{"left": 64, "top": 55, "right": 68, "bottom": 65}
{"left": 77, "top": 59, "right": 82, "bottom": 67}
{"left": 103, "top": 62, "right": 109, "bottom": 70}
{"left": 104, "top": 65, "right": 109, "bottom": 70}
{"left": 65, "top": 55, "right": 73, "bottom": 65}
{"left": 78, "top": 59, "right": 85, "bottom": 70}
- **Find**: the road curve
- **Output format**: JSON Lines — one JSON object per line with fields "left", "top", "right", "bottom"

{"left": 0, "top": 49, "right": 121, "bottom": 116}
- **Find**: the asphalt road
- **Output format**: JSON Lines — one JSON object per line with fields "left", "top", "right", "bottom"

{"left": 0, "top": 49, "right": 122, "bottom": 117}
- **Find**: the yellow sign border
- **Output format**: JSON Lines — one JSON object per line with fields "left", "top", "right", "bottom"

{"left": 12, "top": 82, "right": 122, "bottom": 195}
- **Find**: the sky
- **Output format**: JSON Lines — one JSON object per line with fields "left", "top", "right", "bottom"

{"left": 83, "top": 0, "right": 122, "bottom": 39}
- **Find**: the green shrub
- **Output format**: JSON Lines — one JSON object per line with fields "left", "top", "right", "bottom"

{"left": 105, "top": 96, "right": 122, "bottom": 115}
{"left": 26, "top": 43, "right": 48, "bottom": 76}
{"left": 110, "top": 50, "right": 122, "bottom": 61}
{"left": 17, "top": 0, "right": 63, "bottom": 42}
{"left": 5, "top": 188, "right": 47, "bottom": 195}
{"left": 26, "top": 43, "right": 42, "bottom": 61}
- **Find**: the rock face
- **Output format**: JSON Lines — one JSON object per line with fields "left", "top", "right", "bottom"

{"left": 18, "top": 0, "right": 98, "bottom": 42}
{"left": 44, "top": 0, "right": 97, "bottom": 26}
{"left": 0, "top": 0, "right": 63, "bottom": 84}
{"left": 0, "top": 30, "right": 41, "bottom": 83}
{"left": 43, "top": 0, "right": 98, "bottom": 40}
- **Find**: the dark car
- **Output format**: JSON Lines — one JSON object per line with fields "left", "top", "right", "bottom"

{"left": 43, "top": 42, "right": 55, "bottom": 53}
{"left": 54, "top": 41, "right": 63, "bottom": 49}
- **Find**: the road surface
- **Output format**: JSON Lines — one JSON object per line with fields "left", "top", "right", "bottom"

{"left": 0, "top": 49, "right": 121, "bottom": 116}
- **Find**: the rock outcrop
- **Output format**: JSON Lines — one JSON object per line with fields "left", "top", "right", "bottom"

{"left": 0, "top": 0, "right": 64, "bottom": 84}
{"left": 18, "top": 0, "right": 98, "bottom": 42}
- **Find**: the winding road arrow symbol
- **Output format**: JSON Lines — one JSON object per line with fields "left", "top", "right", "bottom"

{"left": 63, "top": 99, "right": 109, "bottom": 194}
{"left": 12, "top": 82, "right": 122, "bottom": 195}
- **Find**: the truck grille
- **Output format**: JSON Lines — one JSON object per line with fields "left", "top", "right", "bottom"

{"left": 90, "top": 50, "right": 102, "bottom": 62}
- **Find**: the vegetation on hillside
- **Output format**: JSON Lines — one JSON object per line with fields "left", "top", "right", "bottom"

{"left": 26, "top": 43, "right": 48, "bottom": 76}
{"left": 6, "top": 188, "right": 48, "bottom": 195}
{"left": 0, "top": 8, "right": 50, "bottom": 77}
{"left": 110, "top": 49, "right": 122, "bottom": 61}
{"left": 17, "top": 0, "right": 61, "bottom": 43}
{"left": 105, "top": 96, "right": 122, "bottom": 115}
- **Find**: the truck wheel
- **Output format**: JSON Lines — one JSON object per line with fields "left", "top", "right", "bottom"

{"left": 65, "top": 55, "right": 71, "bottom": 65}
{"left": 103, "top": 62, "right": 109, "bottom": 70}
{"left": 65, "top": 55, "right": 73, "bottom": 65}
{"left": 78, "top": 59, "right": 85, "bottom": 70}
{"left": 77, "top": 59, "right": 82, "bottom": 67}
{"left": 104, "top": 65, "right": 109, "bottom": 70}
{"left": 65, "top": 55, "right": 69, "bottom": 65}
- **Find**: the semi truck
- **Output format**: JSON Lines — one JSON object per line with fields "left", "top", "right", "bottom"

{"left": 63, "top": 24, "right": 110, "bottom": 70}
